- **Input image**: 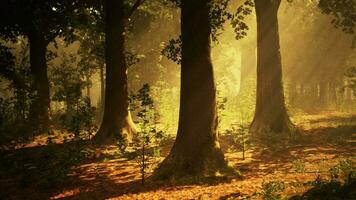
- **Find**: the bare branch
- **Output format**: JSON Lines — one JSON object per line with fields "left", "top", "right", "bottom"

{"left": 127, "top": 0, "right": 146, "bottom": 18}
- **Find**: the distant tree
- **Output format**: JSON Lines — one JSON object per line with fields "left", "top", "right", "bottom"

{"left": 154, "top": 0, "right": 229, "bottom": 179}
{"left": 250, "top": 0, "right": 295, "bottom": 141}
{"left": 76, "top": 4, "right": 106, "bottom": 113}
{"left": 0, "top": 0, "right": 88, "bottom": 133}
{"left": 230, "top": 0, "right": 256, "bottom": 93}
{"left": 0, "top": 45, "right": 23, "bottom": 89}
{"left": 319, "top": 0, "right": 355, "bottom": 42}
{"left": 319, "top": 0, "right": 356, "bottom": 105}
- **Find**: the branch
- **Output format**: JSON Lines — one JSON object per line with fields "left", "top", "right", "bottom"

{"left": 127, "top": 0, "right": 146, "bottom": 18}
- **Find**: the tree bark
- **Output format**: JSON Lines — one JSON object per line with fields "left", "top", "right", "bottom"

{"left": 28, "top": 33, "right": 51, "bottom": 133}
{"left": 153, "top": 0, "right": 227, "bottom": 179}
{"left": 250, "top": 0, "right": 294, "bottom": 139}
{"left": 94, "top": 0, "right": 135, "bottom": 144}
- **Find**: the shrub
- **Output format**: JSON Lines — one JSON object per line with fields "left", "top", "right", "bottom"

{"left": 121, "top": 84, "right": 165, "bottom": 185}
{"left": 260, "top": 179, "right": 285, "bottom": 200}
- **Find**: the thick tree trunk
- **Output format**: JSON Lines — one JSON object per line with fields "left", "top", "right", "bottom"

{"left": 250, "top": 0, "right": 294, "bottom": 139}
{"left": 153, "top": 0, "right": 227, "bottom": 179}
{"left": 94, "top": 0, "right": 135, "bottom": 144}
{"left": 28, "top": 33, "right": 51, "bottom": 133}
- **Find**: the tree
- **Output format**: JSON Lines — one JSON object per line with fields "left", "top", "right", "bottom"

{"left": 318, "top": 0, "right": 356, "bottom": 105}
{"left": 0, "top": 45, "right": 25, "bottom": 90}
{"left": 0, "top": 0, "right": 86, "bottom": 133}
{"left": 154, "top": 0, "right": 228, "bottom": 179}
{"left": 93, "top": 0, "right": 146, "bottom": 144}
{"left": 319, "top": 0, "right": 356, "bottom": 40}
{"left": 249, "top": 0, "right": 295, "bottom": 141}
{"left": 76, "top": 5, "right": 106, "bottom": 113}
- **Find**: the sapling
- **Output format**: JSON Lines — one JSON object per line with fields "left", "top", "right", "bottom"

{"left": 129, "top": 84, "right": 165, "bottom": 186}
{"left": 234, "top": 105, "right": 252, "bottom": 160}
{"left": 237, "top": 124, "right": 249, "bottom": 160}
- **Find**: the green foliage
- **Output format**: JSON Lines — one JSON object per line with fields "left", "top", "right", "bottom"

{"left": 161, "top": 36, "right": 182, "bottom": 64}
{"left": 51, "top": 53, "right": 84, "bottom": 103}
{"left": 123, "top": 84, "right": 165, "bottom": 185}
{"left": 319, "top": 0, "right": 356, "bottom": 47}
{"left": 217, "top": 94, "right": 228, "bottom": 131}
{"left": 125, "top": 51, "right": 142, "bottom": 67}
{"left": 225, "top": 123, "right": 250, "bottom": 159}
{"left": 0, "top": 42, "right": 35, "bottom": 141}
{"left": 0, "top": 44, "right": 15, "bottom": 70}
{"left": 329, "top": 159, "right": 355, "bottom": 183}
{"left": 0, "top": 0, "right": 97, "bottom": 44}
{"left": 0, "top": 96, "right": 32, "bottom": 142}
{"left": 291, "top": 159, "right": 356, "bottom": 200}
{"left": 210, "top": 0, "right": 233, "bottom": 42}
{"left": 50, "top": 52, "right": 97, "bottom": 137}
{"left": 319, "top": 0, "right": 356, "bottom": 35}
{"left": 222, "top": 78, "right": 255, "bottom": 156}
{"left": 0, "top": 98, "right": 19, "bottom": 142}
{"left": 17, "top": 141, "right": 92, "bottom": 189}
{"left": 162, "top": 0, "right": 252, "bottom": 63}
{"left": 292, "top": 159, "right": 306, "bottom": 173}
{"left": 66, "top": 97, "right": 97, "bottom": 140}
{"left": 260, "top": 180, "right": 286, "bottom": 200}
{"left": 230, "top": 0, "right": 254, "bottom": 40}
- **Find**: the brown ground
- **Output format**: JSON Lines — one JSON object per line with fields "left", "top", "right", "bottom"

{"left": 0, "top": 112, "right": 355, "bottom": 200}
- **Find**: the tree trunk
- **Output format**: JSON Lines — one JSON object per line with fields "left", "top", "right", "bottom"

{"left": 250, "top": 0, "right": 294, "bottom": 139}
{"left": 153, "top": 0, "right": 228, "bottom": 179}
{"left": 345, "top": 79, "right": 353, "bottom": 102}
{"left": 94, "top": 0, "right": 135, "bottom": 144}
{"left": 99, "top": 63, "right": 105, "bottom": 112}
{"left": 86, "top": 74, "right": 91, "bottom": 105}
{"left": 28, "top": 33, "right": 51, "bottom": 133}
{"left": 288, "top": 81, "right": 298, "bottom": 108}
{"left": 328, "top": 82, "right": 337, "bottom": 105}
{"left": 319, "top": 81, "right": 327, "bottom": 107}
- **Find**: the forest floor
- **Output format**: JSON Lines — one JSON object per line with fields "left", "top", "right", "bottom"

{"left": 0, "top": 111, "right": 355, "bottom": 200}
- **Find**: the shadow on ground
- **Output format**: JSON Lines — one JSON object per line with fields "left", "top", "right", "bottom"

{"left": 0, "top": 114, "right": 355, "bottom": 199}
